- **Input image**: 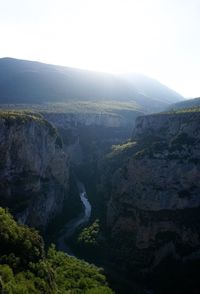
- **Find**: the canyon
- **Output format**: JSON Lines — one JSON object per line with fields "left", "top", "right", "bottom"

{"left": 0, "top": 108, "right": 200, "bottom": 293}
{"left": 0, "top": 58, "right": 199, "bottom": 294}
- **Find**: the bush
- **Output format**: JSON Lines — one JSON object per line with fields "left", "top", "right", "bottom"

{"left": 0, "top": 208, "right": 114, "bottom": 293}
{"left": 78, "top": 220, "right": 100, "bottom": 247}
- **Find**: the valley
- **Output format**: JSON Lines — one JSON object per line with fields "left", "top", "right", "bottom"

{"left": 0, "top": 58, "right": 199, "bottom": 294}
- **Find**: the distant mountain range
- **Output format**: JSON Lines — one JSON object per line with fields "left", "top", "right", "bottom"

{"left": 0, "top": 58, "right": 184, "bottom": 112}
{"left": 169, "top": 97, "right": 200, "bottom": 110}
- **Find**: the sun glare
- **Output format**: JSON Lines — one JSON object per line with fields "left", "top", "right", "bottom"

{"left": 0, "top": 0, "right": 200, "bottom": 96}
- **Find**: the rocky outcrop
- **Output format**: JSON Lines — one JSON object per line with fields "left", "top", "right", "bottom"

{"left": 104, "top": 112, "right": 200, "bottom": 270}
{"left": 0, "top": 112, "right": 70, "bottom": 230}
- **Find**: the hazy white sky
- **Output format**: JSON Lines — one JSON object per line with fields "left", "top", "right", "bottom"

{"left": 0, "top": 0, "right": 199, "bottom": 97}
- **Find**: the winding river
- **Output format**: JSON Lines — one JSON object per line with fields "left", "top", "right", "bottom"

{"left": 57, "top": 182, "right": 91, "bottom": 255}
{"left": 56, "top": 183, "right": 152, "bottom": 294}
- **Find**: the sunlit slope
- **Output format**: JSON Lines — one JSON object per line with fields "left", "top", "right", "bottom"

{"left": 0, "top": 58, "right": 183, "bottom": 113}
{"left": 122, "top": 73, "right": 183, "bottom": 104}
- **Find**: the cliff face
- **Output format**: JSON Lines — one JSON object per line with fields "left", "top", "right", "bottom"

{"left": 0, "top": 112, "right": 70, "bottom": 230}
{"left": 42, "top": 111, "right": 138, "bottom": 166}
{"left": 43, "top": 112, "right": 130, "bottom": 128}
{"left": 133, "top": 112, "right": 200, "bottom": 140}
{"left": 105, "top": 112, "right": 200, "bottom": 270}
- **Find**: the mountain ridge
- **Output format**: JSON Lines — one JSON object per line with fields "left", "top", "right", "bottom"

{"left": 0, "top": 57, "right": 184, "bottom": 112}
{"left": 169, "top": 96, "right": 200, "bottom": 111}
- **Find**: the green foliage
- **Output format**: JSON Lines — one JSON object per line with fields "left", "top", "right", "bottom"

{"left": 0, "top": 110, "right": 57, "bottom": 136}
{"left": 164, "top": 106, "right": 200, "bottom": 114}
{"left": 0, "top": 208, "right": 114, "bottom": 293}
{"left": 78, "top": 220, "right": 100, "bottom": 247}
{"left": 0, "top": 110, "right": 42, "bottom": 123}
{"left": 109, "top": 141, "right": 136, "bottom": 157}
{"left": 0, "top": 264, "right": 36, "bottom": 294}
{"left": 0, "top": 101, "right": 141, "bottom": 115}
{"left": 102, "top": 141, "right": 137, "bottom": 176}
{"left": 0, "top": 207, "right": 44, "bottom": 266}
{"left": 47, "top": 244, "right": 113, "bottom": 293}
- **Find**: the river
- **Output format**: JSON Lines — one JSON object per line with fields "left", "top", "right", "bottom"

{"left": 56, "top": 182, "right": 152, "bottom": 294}
{"left": 56, "top": 182, "right": 91, "bottom": 255}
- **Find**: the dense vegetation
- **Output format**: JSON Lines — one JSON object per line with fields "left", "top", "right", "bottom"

{"left": 0, "top": 208, "right": 114, "bottom": 293}
{"left": 0, "top": 101, "right": 141, "bottom": 114}
{"left": 0, "top": 110, "right": 57, "bottom": 135}
{"left": 78, "top": 220, "right": 100, "bottom": 247}
{"left": 0, "top": 110, "right": 43, "bottom": 123}
{"left": 166, "top": 106, "right": 200, "bottom": 113}
{"left": 108, "top": 141, "right": 136, "bottom": 158}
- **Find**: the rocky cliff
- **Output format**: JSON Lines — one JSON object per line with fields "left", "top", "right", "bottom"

{"left": 101, "top": 112, "right": 200, "bottom": 271}
{"left": 42, "top": 111, "right": 138, "bottom": 167}
{"left": 0, "top": 112, "right": 70, "bottom": 230}
{"left": 43, "top": 112, "right": 130, "bottom": 128}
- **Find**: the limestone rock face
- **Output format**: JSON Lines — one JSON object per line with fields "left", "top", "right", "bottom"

{"left": 43, "top": 112, "right": 128, "bottom": 128}
{"left": 0, "top": 113, "right": 69, "bottom": 230}
{"left": 133, "top": 112, "right": 200, "bottom": 140}
{"left": 42, "top": 112, "right": 136, "bottom": 166}
{"left": 105, "top": 112, "right": 200, "bottom": 270}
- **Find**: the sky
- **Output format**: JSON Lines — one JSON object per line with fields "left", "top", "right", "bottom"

{"left": 0, "top": 0, "right": 199, "bottom": 98}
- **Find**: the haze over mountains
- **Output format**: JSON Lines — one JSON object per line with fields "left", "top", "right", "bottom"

{"left": 170, "top": 96, "right": 200, "bottom": 111}
{"left": 0, "top": 58, "right": 183, "bottom": 112}
{"left": 1, "top": 56, "right": 200, "bottom": 294}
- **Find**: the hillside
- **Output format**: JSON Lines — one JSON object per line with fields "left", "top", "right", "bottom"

{"left": 0, "top": 58, "right": 183, "bottom": 113}
{"left": 0, "top": 207, "right": 113, "bottom": 293}
{"left": 169, "top": 97, "right": 200, "bottom": 111}
{"left": 122, "top": 73, "right": 183, "bottom": 104}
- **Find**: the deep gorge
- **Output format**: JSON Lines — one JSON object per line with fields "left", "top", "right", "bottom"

{"left": 1, "top": 108, "right": 200, "bottom": 293}
{"left": 0, "top": 58, "right": 199, "bottom": 294}
{"left": 47, "top": 110, "right": 200, "bottom": 294}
